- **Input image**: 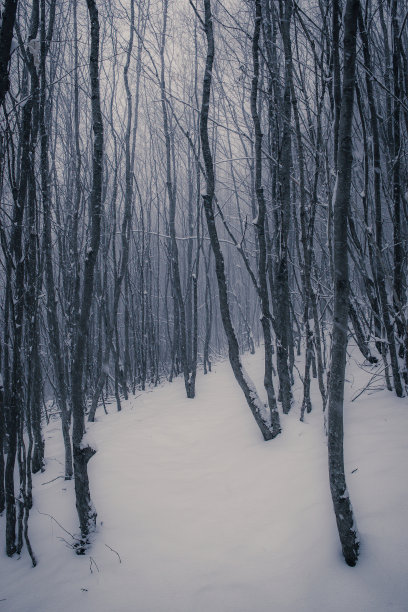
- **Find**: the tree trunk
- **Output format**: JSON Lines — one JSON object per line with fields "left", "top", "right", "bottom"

{"left": 199, "top": 0, "right": 275, "bottom": 442}
{"left": 71, "top": 0, "right": 103, "bottom": 548}
{"left": 5, "top": 94, "right": 32, "bottom": 557}
{"left": 160, "top": 0, "right": 194, "bottom": 399}
{"left": 0, "top": 380, "right": 4, "bottom": 513}
{"left": 275, "top": 0, "right": 293, "bottom": 414}
{"left": 328, "top": 0, "right": 359, "bottom": 567}
{"left": 251, "top": 0, "right": 280, "bottom": 437}
{"left": 0, "top": 0, "right": 18, "bottom": 106}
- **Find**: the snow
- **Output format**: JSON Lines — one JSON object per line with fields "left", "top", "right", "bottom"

{"left": 1, "top": 348, "right": 407, "bottom": 612}
{"left": 10, "top": 38, "right": 18, "bottom": 54}
{"left": 79, "top": 430, "right": 98, "bottom": 453}
{"left": 27, "top": 37, "right": 40, "bottom": 69}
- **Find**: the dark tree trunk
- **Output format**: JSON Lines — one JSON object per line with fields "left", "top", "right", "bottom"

{"left": 0, "top": 0, "right": 18, "bottom": 106}
{"left": 199, "top": 0, "right": 275, "bottom": 442}
{"left": 328, "top": 0, "right": 359, "bottom": 567}
{"left": 203, "top": 245, "right": 213, "bottom": 374}
{"left": 251, "top": 0, "right": 280, "bottom": 437}
{"left": 0, "top": 381, "right": 4, "bottom": 513}
{"left": 71, "top": 0, "right": 103, "bottom": 548}
{"left": 5, "top": 94, "right": 32, "bottom": 557}
{"left": 275, "top": 0, "right": 293, "bottom": 414}
{"left": 88, "top": 0, "right": 135, "bottom": 421}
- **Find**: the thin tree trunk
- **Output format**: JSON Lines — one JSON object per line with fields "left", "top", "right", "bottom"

{"left": 251, "top": 0, "right": 280, "bottom": 437}
{"left": 40, "top": 0, "right": 72, "bottom": 479}
{"left": 88, "top": 0, "right": 136, "bottom": 421}
{"left": 160, "top": 0, "right": 194, "bottom": 399}
{"left": 199, "top": 0, "right": 275, "bottom": 441}
{"left": 275, "top": 0, "right": 293, "bottom": 414}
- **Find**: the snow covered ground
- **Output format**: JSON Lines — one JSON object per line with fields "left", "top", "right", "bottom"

{"left": 1, "top": 349, "right": 407, "bottom": 612}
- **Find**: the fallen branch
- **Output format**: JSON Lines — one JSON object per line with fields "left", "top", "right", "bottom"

{"left": 89, "top": 556, "right": 100, "bottom": 573}
{"left": 37, "top": 510, "right": 75, "bottom": 540}
{"left": 105, "top": 543, "right": 122, "bottom": 564}
{"left": 41, "top": 475, "right": 64, "bottom": 486}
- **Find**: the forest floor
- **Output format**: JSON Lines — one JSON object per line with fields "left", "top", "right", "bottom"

{"left": 0, "top": 347, "right": 407, "bottom": 612}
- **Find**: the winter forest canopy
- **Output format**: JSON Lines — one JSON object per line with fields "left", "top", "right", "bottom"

{"left": 0, "top": 0, "right": 407, "bottom": 602}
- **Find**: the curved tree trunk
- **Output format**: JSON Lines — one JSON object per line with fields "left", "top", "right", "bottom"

{"left": 199, "top": 0, "right": 275, "bottom": 442}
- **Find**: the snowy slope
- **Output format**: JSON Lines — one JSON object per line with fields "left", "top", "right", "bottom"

{"left": 0, "top": 350, "right": 407, "bottom": 612}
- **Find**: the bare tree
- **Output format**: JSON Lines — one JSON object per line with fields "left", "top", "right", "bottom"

{"left": 250, "top": 0, "right": 280, "bottom": 437}
{"left": 328, "top": 0, "right": 360, "bottom": 567}
{"left": 70, "top": 0, "right": 104, "bottom": 550}
{"left": 199, "top": 0, "right": 276, "bottom": 441}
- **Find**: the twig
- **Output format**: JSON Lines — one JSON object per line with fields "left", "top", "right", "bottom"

{"left": 41, "top": 475, "right": 64, "bottom": 486}
{"left": 293, "top": 362, "right": 304, "bottom": 384}
{"left": 188, "top": 0, "right": 205, "bottom": 29}
{"left": 37, "top": 510, "right": 75, "bottom": 539}
{"left": 351, "top": 367, "right": 386, "bottom": 402}
{"left": 105, "top": 543, "right": 122, "bottom": 564}
{"left": 89, "top": 556, "right": 100, "bottom": 574}
{"left": 58, "top": 536, "right": 76, "bottom": 550}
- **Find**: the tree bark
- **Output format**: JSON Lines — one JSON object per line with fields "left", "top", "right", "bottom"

{"left": 275, "top": 0, "right": 293, "bottom": 414}
{"left": 251, "top": 0, "right": 280, "bottom": 437}
{"left": 328, "top": 0, "right": 359, "bottom": 567}
{"left": 71, "top": 0, "right": 103, "bottom": 548}
{"left": 0, "top": 0, "right": 18, "bottom": 107}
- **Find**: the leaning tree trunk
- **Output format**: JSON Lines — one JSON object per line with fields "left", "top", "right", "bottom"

{"left": 250, "top": 0, "right": 280, "bottom": 438}
{"left": 198, "top": 0, "right": 275, "bottom": 441}
{"left": 71, "top": 0, "right": 103, "bottom": 549}
{"left": 328, "top": 0, "right": 359, "bottom": 567}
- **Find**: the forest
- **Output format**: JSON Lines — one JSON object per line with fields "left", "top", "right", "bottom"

{"left": 0, "top": 0, "right": 407, "bottom": 608}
